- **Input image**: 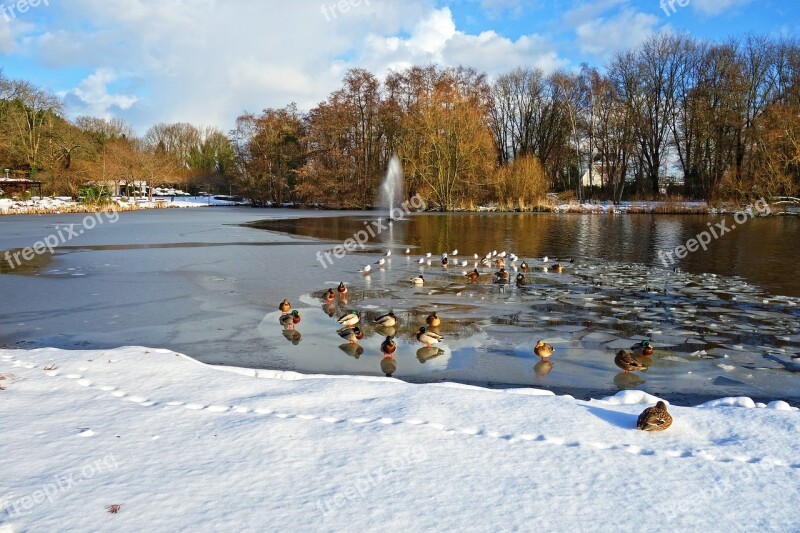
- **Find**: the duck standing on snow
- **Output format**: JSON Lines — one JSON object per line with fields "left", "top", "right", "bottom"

{"left": 516, "top": 273, "right": 526, "bottom": 285}
{"left": 337, "top": 282, "right": 348, "bottom": 296}
{"left": 426, "top": 312, "right": 441, "bottom": 327}
{"left": 520, "top": 261, "right": 529, "bottom": 272}
{"left": 534, "top": 340, "right": 553, "bottom": 362}
{"left": 442, "top": 256, "right": 449, "bottom": 267}
{"left": 637, "top": 401, "right": 673, "bottom": 431}
{"left": 417, "top": 327, "right": 443, "bottom": 347}
{"left": 279, "top": 299, "right": 291, "bottom": 313}
{"left": 374, "top": 311, "right": 397, "bottom": 328}
{"left": 615, "top": 350, "right": 647, "bottom": 373}
{"left": 466, "top": 269, "right": 480, "bottom": 282}
{"left": 337, "top": 310, "right": 360, "bottom": 328}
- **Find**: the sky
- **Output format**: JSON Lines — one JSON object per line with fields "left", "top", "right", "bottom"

{"left": 0, "top": 0, "right": 796, "bottom": 134}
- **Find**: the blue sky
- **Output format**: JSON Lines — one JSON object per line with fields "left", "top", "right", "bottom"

{"left": 0, "top": 0, "right": 795, "bottom": 133}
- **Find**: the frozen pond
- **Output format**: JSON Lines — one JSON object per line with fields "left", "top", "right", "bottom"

{"left": 1, "top": 208, "right": 798, "bottom": 405}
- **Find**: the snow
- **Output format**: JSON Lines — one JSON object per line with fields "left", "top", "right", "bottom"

{"left": 0, "top": 196, "right": 248, "bottom": 214}
{"left": 2, "top": 347, "right": 799, "bottom": 532}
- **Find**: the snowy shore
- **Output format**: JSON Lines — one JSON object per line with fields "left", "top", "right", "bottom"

{"left": 0, "top": 196, "right": 248, "bottom": 215}
{"left": 2, "top": 347, "right": 799, "bottom": 532}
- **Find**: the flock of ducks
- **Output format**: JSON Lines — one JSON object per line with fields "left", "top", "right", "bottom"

{"left": 279, "top": 245, "right": 675, "bottom": 432}
{"left": 357, "top": 249, "right": 572, "bottom": 287}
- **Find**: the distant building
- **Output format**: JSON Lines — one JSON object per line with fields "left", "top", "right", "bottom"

{"left": 0, "top": 177, "right": 43, "bottom": 197}
{"left": 95, "top": 180, "right": 148, "bottom": 197}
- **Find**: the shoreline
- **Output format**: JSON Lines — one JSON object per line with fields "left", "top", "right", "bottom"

{"left": 2, "top": 198, "right": 799, "bottom": 217}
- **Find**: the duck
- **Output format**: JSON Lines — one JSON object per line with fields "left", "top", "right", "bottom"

{"left": 466, "top": 269, "right": 480, "bottom": 282}
{"left": 374, "top": 311, "right": 397, "bottom": 328}
{"left": 380, "top": 336, "right": 397, "bottom": 356}
{"left": 553, "top": 264, "right": 563, "bottom": 273}
{"left": 441, "top": 256, "right": 449, "bottom": 267}
{"left": 338, "top": 326, "right": 365, "bottom": 344}
{"left": 337, "top": 282, "right": 347, "bottom": 295}
{"left": 417, "top": 327, "right": 443, "bottom": 347}
{"left": 426, "top": 312, "right": 441, "bottom": 327}
{"left": 516, "top": 273, "right": 526, "bottom": 285}
{"left": 494, "top": 258, "right": 506, "bottom": 268}
{"left": 337, "top": 310, "right": 360, "bottom": 328}
{"left": 410, "top": 275, "right": 425, "bottom": 285}
{"left": 615, "top": 350, "right": 647, "bottom": 373}
{"left": 279, "top": 310, "right": 300, "bottom": 328}
{"left": 520, "top": 261, "right": 529, "bottom": 272}
{"left": 636, "top": 401, "right": 673, "bottom": 432}
{"left": 323, "top": 289, "right": 336, "bottom": 302}
{"left": 279, "top": 299, "right": 291, "bottom": 313}
{"left": 534, "top": 340, "right": 554, "bottom": 362}
{"left": 494, "top": 268, "right": 509, "bottom": 283}
{"left": 632, "top": 340, "right": 654, "bottom": 357}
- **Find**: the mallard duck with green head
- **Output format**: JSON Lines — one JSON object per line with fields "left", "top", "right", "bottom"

{"left": 374, "top": 311, "right": 397, "bottom": 327}
{"left": 337, "top": 310, "right": 360, "bottom": 328}
{"left": 417, "top": 327, "right": 443, "bottom": 347}
{"left": 632, "top": 340, "right": 654, "bottom": 356}
{"left": 279, "top": 310, "right": 300, "bottom": 328}
{"left": 381, "top": 336, "right": 397, "bottom": 356}
{"left": 338, "top": 326, "right": 365, "bottom": 344}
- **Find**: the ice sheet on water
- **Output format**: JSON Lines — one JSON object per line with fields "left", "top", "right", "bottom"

{"left": 259, "top": 252, "right": 800, "bottom": 402}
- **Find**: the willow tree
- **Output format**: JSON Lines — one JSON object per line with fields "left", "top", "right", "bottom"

{"left": 399, "top": 82, "right": 494, "bottom": 211}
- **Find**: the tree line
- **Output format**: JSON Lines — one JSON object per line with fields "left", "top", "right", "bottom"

{"left": 235, "top": 33, "right": 799, "bottom": 209}
{"left": 0, "top": 75, "right": 235, "bottom": 200}
{"left": 1, "top": 32, "right": 798, "bottom": 209}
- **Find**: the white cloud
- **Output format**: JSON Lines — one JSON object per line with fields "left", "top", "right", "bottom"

{"left": 355, "top": 8, "right": 566, "bottom": 78}
{"left": 59, "top": 69, "right": 138, "bottom": 119}
{"left": 574, "top": 6, "right": 661, "bottom": 58}
{"left": 11, "top": 1, "right": 569, "bottom": 132}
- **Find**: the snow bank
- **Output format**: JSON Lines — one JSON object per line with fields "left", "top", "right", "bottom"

{"left": 2, "top": 347, "right": 799, "bottom": 532}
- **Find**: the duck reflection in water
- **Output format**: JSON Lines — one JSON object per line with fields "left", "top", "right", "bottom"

{"left": 381, "top": 355, "right": 398, "bottom": 377}
{"left": 339, "top": 343, "right": 364, "bottom": 359}
{"left": 416, "top": 346, "right": 444, "bottom": 363}
{"left": 614, "top": 372, "right": 646, "bottom": 390}
{"left": 534, "top": 360, "right": 553, "bottom": 378}
{"left": 281, "top": 329, "right": 302, "bottom": 345}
